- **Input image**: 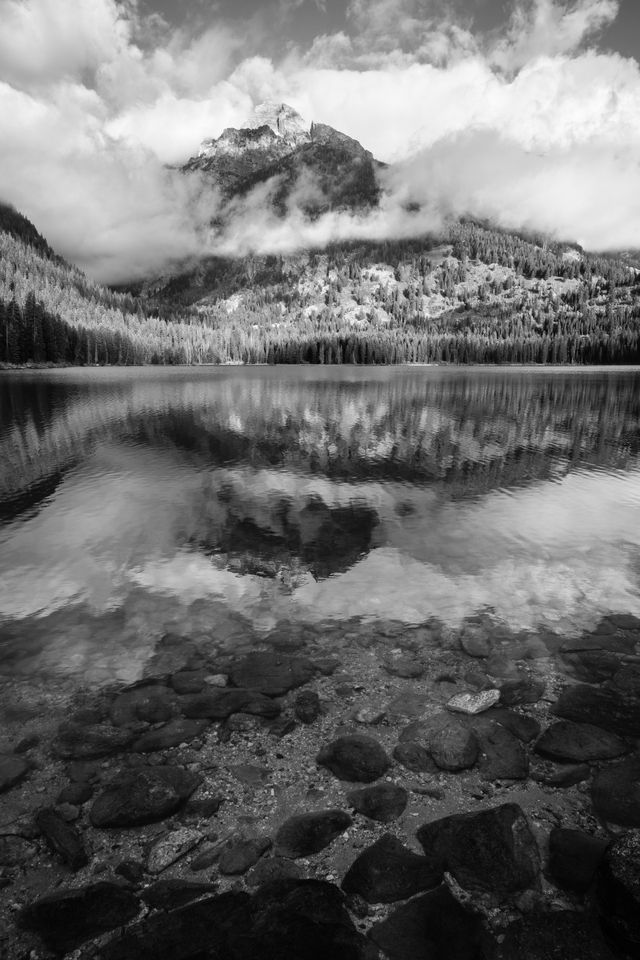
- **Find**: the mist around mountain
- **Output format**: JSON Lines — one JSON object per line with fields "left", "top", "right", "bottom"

{"left": 1, "top": 101, "right": 640, "bottom": 367}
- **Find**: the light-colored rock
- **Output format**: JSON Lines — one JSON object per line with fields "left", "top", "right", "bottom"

{"left": 446, "top": 689, "right": 501, "bottom": 715}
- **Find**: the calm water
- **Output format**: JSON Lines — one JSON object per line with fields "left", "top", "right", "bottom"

{"left": 2, "top": 365, "right": 640, "bottom": 685}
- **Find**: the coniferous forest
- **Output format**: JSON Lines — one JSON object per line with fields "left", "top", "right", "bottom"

{"left": 1, "top": 202, "right": 639, "bottom": 366}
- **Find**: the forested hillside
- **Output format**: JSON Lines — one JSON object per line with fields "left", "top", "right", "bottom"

{"left": 1, "top": 202, "right": 640, "bottom": 366}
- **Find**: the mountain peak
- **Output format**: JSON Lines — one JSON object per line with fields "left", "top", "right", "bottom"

{"left": 240, "top": 101, "right": 310, "bottom": 141}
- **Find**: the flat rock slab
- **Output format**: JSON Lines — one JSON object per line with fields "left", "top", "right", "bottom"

{"left": 317, "top": 735, "right": 391, "bottom": 782}
{"left": 36, "top": 807, "right": 88, "bottom": 870}
{"left": 447, "top": 689, "right": 500, "bottom": 715}
{"left": 228, "top": 652, "right": 315, "bottom": 696}
{"left": 91, "top": 766, "right": 201, "bottom": 828}
{"left": 342, "top": 834, "right": 441, "bottom": 904}
{"left": 548, "top": 828, "right": 609, "bottom": 894}
{"left": 54, "top": 723, "right": 134, "bottom": 759}
{"left": 552, "top": 684, "right": 640, "bottom": 737}
{"left": 591, "top": 756, "right": 640, "bottom": 826}
{"left": 219, "top": 836, "right": 272, "bottom": 874}
{"left": 369, "top": 884, "right": 486, "bottom": 960}
{"left": 147, "top": 828, "right": 203, "bottom": 873}
{"left": 275, "top": 810, "right": 352, "bottom": 858}
{"left": 0, "top": 754, "right": 28, "bottom": 793}
{"left": 19, "top": 881, "right": 140, "bottom": 954}
{"left": 132, "top": 718, "right": 210, "bottom": 752}
{"left": 497, "top": 912, "right": 616, "bottom": 960}
{"left": 535, "top": 720, "right": 628, "bottom": 762}
{"left": 346, "top": 784, "right": 408, "bottom": 822}
{"left": 181, "top": 688, "right": 280, "bottom": 719}
{"left": 417, "top": 802, "right": 540, "bottom": 901}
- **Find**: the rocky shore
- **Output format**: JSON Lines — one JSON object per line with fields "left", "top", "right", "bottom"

{"left": 2, "top": 612, "right": 640, "bottom": 959}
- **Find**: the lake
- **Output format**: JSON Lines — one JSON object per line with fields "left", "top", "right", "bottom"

{"left": 2, "top": 365, "right": 640, "bottom": 687}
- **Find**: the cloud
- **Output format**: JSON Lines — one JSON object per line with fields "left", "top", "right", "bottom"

{"left": 0, "top": 0, "right": 638, "bottom": 283}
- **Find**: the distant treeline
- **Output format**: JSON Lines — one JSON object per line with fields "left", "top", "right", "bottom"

{"left": 1, "top": 204, "right": 640, "bottom": 365}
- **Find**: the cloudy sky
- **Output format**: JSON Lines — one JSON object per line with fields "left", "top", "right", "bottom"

{"left": 1, "top": 0, "right": 639, "bottom": 282}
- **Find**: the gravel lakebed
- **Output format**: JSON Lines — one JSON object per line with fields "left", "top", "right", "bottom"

{"left": 1, "top": 612, "right": 640, "bottom": 959}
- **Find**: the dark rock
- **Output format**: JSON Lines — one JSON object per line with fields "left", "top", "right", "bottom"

{"left": 54, "top": 722, "right": 134, "bottom": 759}
{"left": 531, "top": 763, "right": 591, "bottom": 788}
{"left": 67, "top": 760, "right": 100, "bottom": 782}
{"left": 347, "top": 784, "right": 408, "bottom": 822}
{"left": 227, "top": 879, "right": 375, "bottom": 960}
{"left": 369, "top": 884, "right": 486, "bottom": 960}
{"left": 497, "top": 911, "right": 616, "bottom": 959}
{"left": 393, "top": 741, "right": 437, "bottom": 773}
{"left": 382, "top": 652, "right": 425, "bottom": 678}
{"left": 342, "top": 834, "right": 441, "bottom": 904}
{"left": 170, "top": 671, "right": 208, "bottom": 695}
{"left": 229, "top": 651, "right": 315, "bottom": 696}
{"left": 499, "top": 678, "right": 545, "bottom": 705}
{"left": 591, "top": 756, "right": 640, "bottom": 825}
{"left": 317, "top": 735, "right": 391, "bottom": 782}
{"left": 610, "top": 663, "right": 640, "bottom": 695}
{"left": 182, "top": 796, "right": 223, "bottom": 820}
{"left": 552, "top": 684, "right": 640, "bottom": 737}
{"left": 476, "top": 721, "right": 529, "bottom": 781}
{"left": 275, "top": 810, "right": 352, "bottom": 858}
{"left": 140, "top": 878, "right": 218, "bottom": 910}
{"left": 548, "top": 828, "right": 609, "bottom": 894}
{"left": 609, "top": 613, "right": 640, "bottom": 630}
{"left": 430, "top": 725, "right": 479, "bottom": 772}
{"left": 246, "top": 855, "right": 304, "bottom": 887}
{"left": 97, "top": 891, "right": 249, "bottom": 960}
{"left": 266, "top": 715, "right": 297, "bottom": 738}
{"left": 132, "top": 718, "right": 210, "bottom": 752}
{"left": 57, "top": 781, "right": 93, "bottom": 805}
{"left": 294, "top": 690, "right": 322, "bottom": 724}
{"left": 386, "top": 691, "right": 430, "bottom": 718}
{"left": 0, "top": 754, "right": 28, "bottom": 793}
{"left": 115, "top": 859, "right": 146, "bottom": 883}
{"left": 460, "top": 625, "right": 491, "bottom": 658}
{"left": 417, "top": 803, "right": 540, "bottom": 900}
{"left": 19, "top": 881, "right": 140, "bottom": 954}
{"left": 219, "top": 836, "right": 272, "bottom": 874}
{"left": 36, "top": 807, "right": 88, "bottom": 870}
{"left": 110, "top": 684, "right": 176, "bottom": 726}
{"left": 0, "top": 836, "right": 36, "bottom": 867}
{"left": 596, "top": 830, "right": 640, "bottom": 957}
{"left": 181, "top": 688, "right": 280, "bottom": 719}
{"left": 535, "top": 720, "right": 628, "bottom": 763}
{"left": 313, "top": 657, "right": 341, "bottom": 676}
{"left": 561, "top": 650, "right": 622, "bottom": 684}
{"left": 484, "top": 708, "right": 541, "bottom": 742}
{"left": 14, "top": 733, "right": 40, "bottom": 753}
{"left": 561, "top": 631, "right": 635, "bottom": 653}
{"left": 90, "top": 766, "right": 201, "bottom": 828}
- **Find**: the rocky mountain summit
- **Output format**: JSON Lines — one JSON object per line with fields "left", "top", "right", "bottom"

{"left": 183, "top": 100, "right": 384, "bottom": 213}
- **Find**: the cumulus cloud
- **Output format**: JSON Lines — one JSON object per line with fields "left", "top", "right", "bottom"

{"left": 0, "top": 0, "right": 638, "bottom": 282}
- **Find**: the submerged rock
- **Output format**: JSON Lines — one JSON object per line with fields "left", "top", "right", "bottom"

{"left": 317, "top": 735, "right": 391, "bottom": 782}
{"left": 36, "top": 807, "right": 88, "bottom": 870}
{"left": 346, "top": 783, "right": 408, "bottom": 822}
{"left": 596, "top": 830, "right": 640, "bottom": 957}
{"left": 417, "top": 803, "right": 540, "bottom": 901}
{"left": 475, "top": 721, "right": 529, "bottom": 781}
{"left": 591, "top": 756, "right": 640, "bottom": 826}
{"left": 110, "top": 684, "right": 176, "bottom": 726}
{"left": 497, "top": 912, "right": 616, "bottom": 959}
{"left": 228, "top": 651, "right": 315, "bottom": 696}
{"left": 0, "top": 754, "right": 28, "bottom": 794}
{"left": 181, "top": 688, "right": 280, "bottom": 719}
{"left": 430, "top": 725, "right": 479, "bottom": 772}
{"left": 552, "top": 684, "right": 640, "bottom": 737}
{"left": 140, "top": 878, "right": 219, "bottom": 910}
{"left": 294, "top": 689, "right": 322, "bottom": 724}
{"left": 548, "top": 828, "right": 609, "bottom": 894}
{"left": 369, "top": 884, "right": 486, "bottom": 960}
{"left": 275, "top": 810, "right": 352, "bottom": 858}
{"left": 342, "top": 834, "right": 441, "bottom": 904}
{"left": 19, "top": 881, "right": 140, "bottom": 954}
{"left": 54, "top": 722, "right": 134, "bottom": 759}
{"left": 90, "top": 766, "right": 201, "bottom": 828}
{"left": 219, "top": 836, "right": 272, "bottom": 874}
{"left": 393, "top": 741, "right": 436, "bottom": 773}
{"left": 535, "top": 720, "right": 628, "bottom": 762}
{"left": 132, "top": 718, "right": 210, "bottom": 752}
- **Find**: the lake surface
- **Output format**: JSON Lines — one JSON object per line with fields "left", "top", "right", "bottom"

{"left": 2, "top": 365, "right": 640, "bottom": 687}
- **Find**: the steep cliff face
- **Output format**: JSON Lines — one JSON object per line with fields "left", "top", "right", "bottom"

{"left": 182, "top": 101, "right": 384, "bottom": 212}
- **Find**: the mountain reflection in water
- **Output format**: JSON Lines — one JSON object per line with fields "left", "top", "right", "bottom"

{"left": 1, "top": 366, "right": 640, "bottom": 683}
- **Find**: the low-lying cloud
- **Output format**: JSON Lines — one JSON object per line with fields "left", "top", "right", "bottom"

{"left": 0, "top": 0, "right": 639, "bottom": 283}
